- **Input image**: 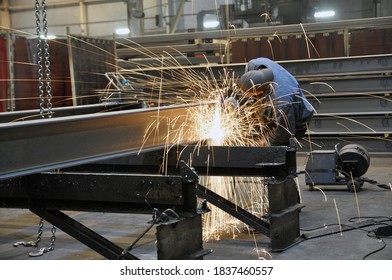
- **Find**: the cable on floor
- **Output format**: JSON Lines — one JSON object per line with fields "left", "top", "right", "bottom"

{"left": 299, "top": 216, "right": 392, "bottom": 259}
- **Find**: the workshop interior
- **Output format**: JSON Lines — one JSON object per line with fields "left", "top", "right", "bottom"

{"left": 0, "top": 0, "right": 391, "bottom": 260}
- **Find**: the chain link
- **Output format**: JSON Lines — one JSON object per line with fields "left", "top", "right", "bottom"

{"left": 35, "top": 0, "right": 53, "bottom": 118}
{"left": 35, "top": 217, "right": 44, "bottom": 245}
{"left": 47, "top": 225, "right": 57, "bottom": 252}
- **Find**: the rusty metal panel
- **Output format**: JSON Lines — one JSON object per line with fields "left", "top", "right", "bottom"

{"left": 314, "top": 33, "right": 329, "bottom": 58}
{"left": 350, "top": 28, "right": 392, "bottom": 56}
{"left": 260, "top": 37, "right": 274, "bottom": 60}
{"left": 287, "top": 35, "right": 301, "bottom": 60}
{"left": 247, "top": 38, "right": 262, "bottom": 60}
{"left": 331, "top": 32, "right": 345, "bottom": 57}
{"left": 274, "top": 36, "right": 288, "bottom": 61}
{"left": 68, "top": 35, "right": 116, "bottom": 105}
{"left": 0, "top": 35, "right": 7, "bottom": 112}
{"left": 13, "top": 36, "right": 37, "bottom": 111}
{"left": 231, "top": 39, "right": 248, "bottom": 63}
{"left": 12, "top": 36, "right": 72, "bottom": 111}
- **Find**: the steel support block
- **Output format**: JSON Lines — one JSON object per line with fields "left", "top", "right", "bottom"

{"left": 156, "top": 214, "right": 211, "bottom": 260}
{"left": 267, "top": 176, "right": 303, "bottom": 251}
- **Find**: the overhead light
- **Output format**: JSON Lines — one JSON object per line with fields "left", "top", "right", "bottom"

{"left": 203, "top": 20, "right": 220, "bottom": 28}
{"left": 314, "top": 10, "right": 335, "bottom": 18}
{"left": 203, "top": 14, "right": 220, "bottom": 29}
{"left": 39, "top": 34, "right": 56, "bottom": 40}
{"left": 115, "top": 27, "right": 130, "bottom": 35}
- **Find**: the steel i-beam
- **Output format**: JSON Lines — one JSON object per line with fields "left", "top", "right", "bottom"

{"left": 0, "top": 103, "right": 211, "bottom": 180}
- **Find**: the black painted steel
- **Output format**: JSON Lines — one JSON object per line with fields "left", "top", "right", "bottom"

{"left": 29, "top": 208, "right": 139, "bottom": 260}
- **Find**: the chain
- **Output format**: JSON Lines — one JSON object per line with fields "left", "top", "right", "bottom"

{"left": 35, "top": 217, "right": 44, "bottom": 245}
{"left": 12, "top": 217, "right": 44, "bottom": 248}
{"left": 11, "top": 0, "right": 57, "bottom": 258}
{"left": 47, "top": 225, "right": 57, "bottom": 252}
{"left": 35, "top": 0, "right": 53, "bottom": 118}
{"left": 13, "top": 216, "right": 57, "bottom": 257}
{"left": 42, "top": 0, "right": 53, "bottom": 116}
{"left": 35, "top": 0, "right": 45, "bottom": 117}
{"left": 28, "top": 221, "right": 56, "bottom": 257}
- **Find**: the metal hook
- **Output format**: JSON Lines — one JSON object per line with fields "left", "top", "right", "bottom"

{"left": 28, "top": 247, "right": 47, "bottom": 257}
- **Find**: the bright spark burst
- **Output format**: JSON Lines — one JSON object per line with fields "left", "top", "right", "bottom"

{"left": 132, "top": 62, "right": 271, "bottom": 240}
{"left": 204, "top": 106, "right": 225, "bottom": 145}
{"left": 169, "top": 81, "right": 271, "bottom": 240}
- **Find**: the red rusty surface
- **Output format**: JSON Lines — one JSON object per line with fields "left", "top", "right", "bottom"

{"left": 13, "top": 36, "right": 72, "bottom": 111}
{"left": 350, "top": 28, "right": 392, "bottom": 56}
{"left": 0, "top": 36, "right": 7, "bottom": 112}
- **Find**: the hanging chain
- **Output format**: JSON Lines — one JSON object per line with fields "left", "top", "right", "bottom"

{"left": 12, "top": 217, "right": 44, "bottom": 248}
{"left": 35, "top": 217, "right": 44, "bottom": 246}
{"left": 28, "top": 222, "right": 56, "bottom": 257}
{"left": 35, "top": 0, "right": 45, "bottom": 117}
{"left": 35, "top": 0, "right": 53, "bottom": 118}
{"left": 46, "top": 225, "right": 57, "bottom": 253}
{"left": 14, "top": 218, "right": 44, "bottom": 247}
{"left": 12, "top": 1, "right": 57, "bottom": 257}
{"left": 42, "top": 0, "right": 53, "bottom": 116}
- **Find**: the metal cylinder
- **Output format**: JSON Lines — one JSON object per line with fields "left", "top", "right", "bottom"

{"left": 338, "top": 144, "right": 370, "bottom": 177}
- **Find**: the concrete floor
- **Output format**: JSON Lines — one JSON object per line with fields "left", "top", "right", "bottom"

{"left": 0, "top": 155, "right": 391, "bottom": 260}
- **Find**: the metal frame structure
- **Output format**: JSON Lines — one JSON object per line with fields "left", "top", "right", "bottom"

{"left": 0, "top": 103, "right": 302, "bottom": 258}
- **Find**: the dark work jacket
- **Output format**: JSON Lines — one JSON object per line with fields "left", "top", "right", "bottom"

{"left": 246, "top": 57, "right": 315, "bottom": 145}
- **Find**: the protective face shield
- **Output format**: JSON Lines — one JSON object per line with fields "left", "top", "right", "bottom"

{"left": 238, "top": 68, "right": 274, "bottom": 97}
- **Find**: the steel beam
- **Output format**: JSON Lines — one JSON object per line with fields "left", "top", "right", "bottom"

{"left": 300, "top": 75, "right": 392, "bottom": 95}
{"left": 96, "top": 143, "right": 297, "bottom": 179}
{"left": 177, "top": 144, "right": 297, "bottom": 178}
{"left": 0, "top": 102, "right": 141, "bottom": 123}
{"left": 126, "top": 54, "right": 392, "bottom": 81}
{"left": 196, "top": 183, "right": 270, "bottom": 237}
{"left": 283, "top": 54, "right": 392, "bottom": 78}
{"left": 116, "top": 16, "right": 392, "bottom": 45}
{"left": 117, "top": 43, "right": 225, "bottom": 59}
{"left": 298, "top": 136, "right": 392, "bottom": 155}
{"left": 0, "top": 103, "right": 208, "bottom": 180}
{"left": 309, "top": 95, "right": 392, "bottom": 115}
{"left": 0, "top": 172, "right": 188, "bottom": 212}
{"left": 309, "top": 115, "right": 392, "bottom": 134}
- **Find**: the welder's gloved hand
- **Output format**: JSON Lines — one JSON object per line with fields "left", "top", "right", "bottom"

{"left": 223, "top": 96, "right": 240, "bottom": 114}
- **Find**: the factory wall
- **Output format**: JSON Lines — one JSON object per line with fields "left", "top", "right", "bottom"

{"left": 5, "top": 0, "right": 391, "bottom": 38}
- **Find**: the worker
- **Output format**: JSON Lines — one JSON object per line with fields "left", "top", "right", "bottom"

{"left": 237, "top": 57, "right": 315, "bottom": 146}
